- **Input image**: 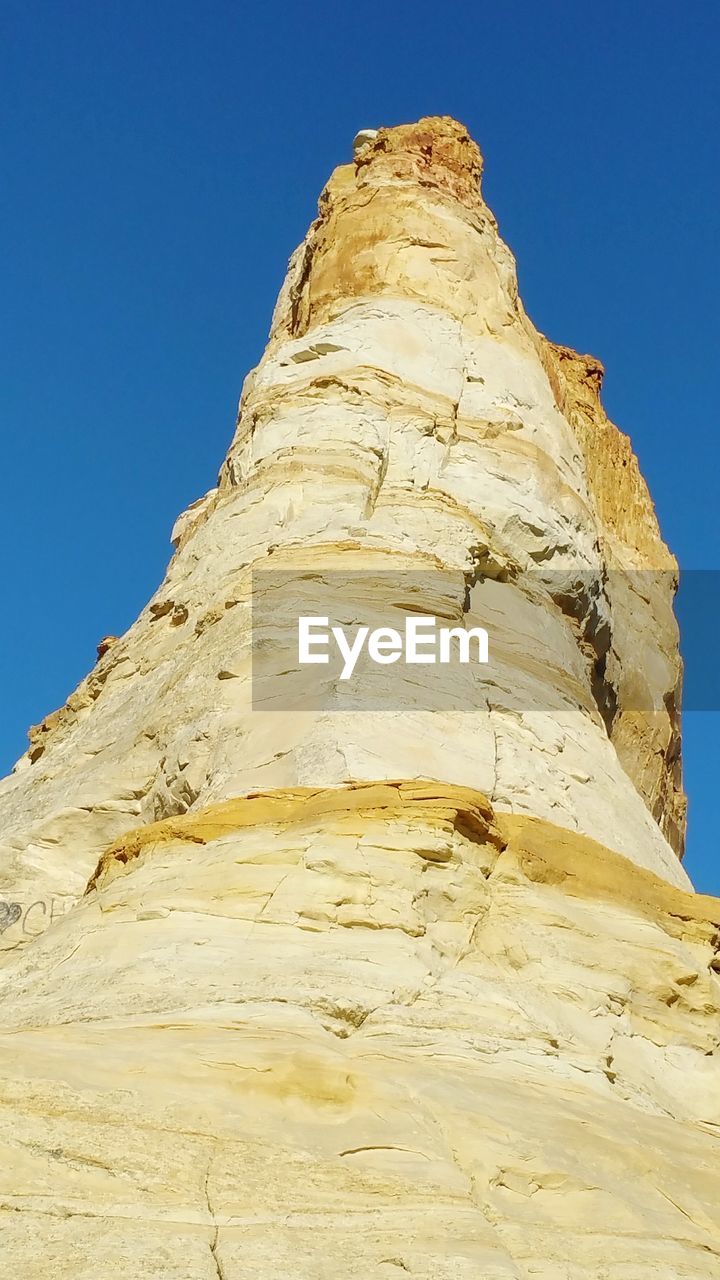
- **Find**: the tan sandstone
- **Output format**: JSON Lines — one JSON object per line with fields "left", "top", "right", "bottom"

{"left": 0, "top": 117, "right": 717, "bottom": 1277}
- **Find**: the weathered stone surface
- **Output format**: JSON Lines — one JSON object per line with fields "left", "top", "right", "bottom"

{"left": 0, "top": 117, "right": 717, "bottom": 1276}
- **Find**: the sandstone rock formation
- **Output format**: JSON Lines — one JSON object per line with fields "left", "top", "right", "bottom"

{"left": 0, "top": 117, "right": 717, "bottom": 1277}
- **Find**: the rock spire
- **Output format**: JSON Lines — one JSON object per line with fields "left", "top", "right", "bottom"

{"left": 0, "top": 118, "right": 717, "bottom": 1278}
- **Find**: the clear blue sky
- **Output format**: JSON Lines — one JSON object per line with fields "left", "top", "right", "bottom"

{"left": 1, "top": 1, "right": 717, "bottom": 892}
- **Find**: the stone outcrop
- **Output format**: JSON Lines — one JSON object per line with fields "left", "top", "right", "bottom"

{"left": 0, "top": 117, "right": 717, "bottom": 1277}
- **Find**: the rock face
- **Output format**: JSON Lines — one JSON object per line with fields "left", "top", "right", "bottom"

{"left": 0, "top": 117, "right": 717, "bottom": 1277}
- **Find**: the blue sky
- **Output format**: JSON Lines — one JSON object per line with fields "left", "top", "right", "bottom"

{"left": 1, "top": 1, "right": 717, "bottom": 892}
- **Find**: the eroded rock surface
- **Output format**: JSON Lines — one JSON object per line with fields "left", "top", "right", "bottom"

{"left": 0, "top": 117, "right": 717, "bottom": 1277}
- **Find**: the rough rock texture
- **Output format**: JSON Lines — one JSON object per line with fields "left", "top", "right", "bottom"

{"left": 1, "top": 117, "right": 717, "bottom": 1276}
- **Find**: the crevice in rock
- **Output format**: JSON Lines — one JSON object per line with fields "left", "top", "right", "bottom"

{"left": 204, "top": 1152, "right": 227, "bottom": 1280}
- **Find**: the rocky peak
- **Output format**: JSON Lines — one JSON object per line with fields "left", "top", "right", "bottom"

{"left": 0, "top": 119, "right": 717, "bottom": 1279}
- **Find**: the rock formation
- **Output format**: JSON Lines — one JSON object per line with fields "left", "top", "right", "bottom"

{"left": 0, "top": 117, "right": 717, "bottom": 1277}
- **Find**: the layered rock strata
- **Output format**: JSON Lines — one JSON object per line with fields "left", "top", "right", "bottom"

{"left": 0, "top": 118, "right": 717, "bottom": 1277}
